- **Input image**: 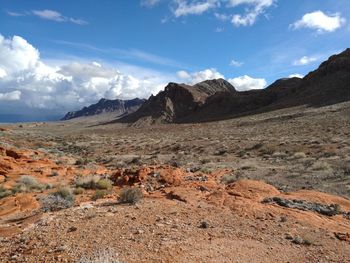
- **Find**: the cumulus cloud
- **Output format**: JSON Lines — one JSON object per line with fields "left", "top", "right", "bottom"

{"left": 293, "top": 56, "right": 318, "bottom": 66}
{"left": 288, "top": 73, "right": 304, "bottom": 78}
{"left": 0, "top": 34, "right": 167, "bottom": 113}
{"left": 230, "top": 0, "right": 275, "bottom": 26}
{"left": 228, "top": 75, "right": 266, "bottom": 91}
{"left": 177, "top": 68, "right": 224, "bottom": 84}
{"left": 290, "top": 11, "right": 345, "bottom": 33}
{"left": 0, "top": 90, "right": 21, "bottom": 101}
{"left": 173, "top": 0, "right": 218, "bottom": 17}
{"left": 145, "top": 0, "right": 275, "bottom": 26}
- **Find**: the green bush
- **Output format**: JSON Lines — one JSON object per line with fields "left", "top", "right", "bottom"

{"left": 73, "top": 187, "right": 84, "bottom": 195}
{"left": 92, "top": 190, "right": 108, "bottom": 201}
{"left": 97, "top": 179, "right": 113, "bottom": 190}
{"left": 76, "top": 175, "right": 113, "bottom": 190}
{"left": 118, "top": 188, "right": 143, "bottom": 204}
{"left": 75, "top": 175, "right": 100, "bottom": 189}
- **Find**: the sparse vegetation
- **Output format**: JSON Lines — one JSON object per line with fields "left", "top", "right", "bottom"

{"left": 41, "top": 187, "right": 75, "bottom": 211}
{"left": 73, "top": 187, "right": 84, "bottom": 195}
{"left": 293, "top": 152, "right": 307, "bottom": 159}
{"left": 13, "top": 175, "right": 47, "bottom": 193}
{"left": 311, "top": 161, "right": 332, "bottom": 171}
{"left": 75, "top": 175, "right": 113, "bottom": 190}
{"left": 75, "top": 158, "right": 91, "bottom": 166}
{"left": 96, "top": 179, "right": 113, "bottom": 190}
{"left": 76, "top": 249, "right": 122, "bottom": 263}
{"left": 220, "top": 174, "right": 236, "bottom": 184}
{"left": 0, "top": 186, "right": 12, "bottom": 199}
{"left": 92, "top": 190, "right": 108, "bottom": 201}
{"left": 51, "top": 171, "right": 59, "bottom": 177}
{"left": 118, "top": 187, "right": 143, "bottom": 204}
{"left": 75, "top": 175, "right": 100, "bottom": 189}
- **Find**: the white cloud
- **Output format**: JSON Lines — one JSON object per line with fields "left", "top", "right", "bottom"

{"left": 177, "top": 68, "right": 224, "bottom": 84}
{"left": 230, "top": 0, "right": 275, "bottom": 26}
{"left": 173, "top": 0, "right": 218, "bottom": 17}
{"left": 141, "top": 0, "right": 161, "bottom": 7}
{"left": 142, "top": 0, "right": 274, "bottom": 26}
{"left": 228, "top": 75, "right": 266, "bottom": 91}
{"left": 32, "top": 9, "right": 66, "bottom": 22}
{"left": 214, "top": 12, "right": 231, "bottom": 21}
{"left": 176, "top": 70, "right": 191, "bottom": 79}
{"left": 0, "top": 68, "right": 7, "bottom": 78}
{"left": 288, "top": 73, "right": 303, "bottom": 78}
{"left": 6, "top": 10, "right": 26, "bottom": 17}
{"left": 7, "top": 9, "right": 88, "bottom": 25}
{"left": 291, "top": 11, "right": 345, "bottom": 33}
{"left": 0, "top": 90, "right": 21, "bottom": 101}
{"left": 177, "top": 69, "right": 266, "bottom": 91}
{"left": 0, "top": 34, "right": 168, "bottom": 113}
{"left": 293, "top": 56, "right": 318, "bottom": 66}
{"left": 229, "top": 59, "right": 243, "bottom": 67}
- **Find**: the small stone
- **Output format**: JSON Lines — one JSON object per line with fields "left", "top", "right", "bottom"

{"left": 292, "top": 236, "right": 303, "bottom": 245}
{"left": 67, "top": 226, "right": 77, "bottom": 232}
{"left": 285, "top": 233, "right": 293, "bottom": 240}
{"left": 136, "top": 229, "right": 144, "bottom": 234}
{"left": 55, "top": 245, "right": 67, "bottom": 252}
{"left": 199, "top": 221, "right": 209, "bottom": 229}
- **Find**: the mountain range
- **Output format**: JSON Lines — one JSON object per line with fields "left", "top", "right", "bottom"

{"left": 62, "top": 49, "right": 350, "bottom": 123}
{"left": 61, "top": 98, "right": 145, "bottom": 120}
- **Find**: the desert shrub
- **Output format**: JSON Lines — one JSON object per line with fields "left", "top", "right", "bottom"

{"left": 92, "top": 190, "right": 108, "bottom": 201}
{"left": 50, "top": 171, "right": 59, "bottom": 177}
{"left": 220, "top": 174, "right": 236, "bottom": 184}
{"left": 73, "top": 187, "right": 84, "bottom": 195}
{"left": 0, "top": 186, "right": 12, "bottom": 199}
{"left": 75, "top": 158, "right": 90, "bottom": 166}
{"left": 75, "top": 175, "right": 101, "bottom": 189}
{"left": 118, "top": 188, "right": 143, "bottom": 204}
{"left": 76, "top": 249, "right": 122, "bottom": 263}
{"left": 96, "top": 179, "right": 113, "bottom": 190}
{"left": 13, "top": 175, "right": 46, "bottom": 193}
{"left": 293, "top": 152, "right": 307, "bottom": 159}
{"left": 312, "top": 161, "right": 331, "bottom": 171}
{"left": 41, "top": 187, "right": 75, "bottom": 211}
{"left": 259, "top": 145, "right": 276, "bottom": 155}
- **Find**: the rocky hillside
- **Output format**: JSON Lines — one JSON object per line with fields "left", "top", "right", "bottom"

{"left": 61, "top": 98, "right": 145, "bottom": 120}
{"left": 120, "top": 49, "right": 350, "bottom": 124}
{"left": 120, "top": 79, "right": 236, "bottom": 123}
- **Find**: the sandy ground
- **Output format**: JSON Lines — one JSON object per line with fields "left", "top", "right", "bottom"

{"left": 0, "top": 102, "right": 350, "bottom": 262}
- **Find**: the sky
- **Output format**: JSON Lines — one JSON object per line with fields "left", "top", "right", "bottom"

{"left": 0, "top": 0, "right": 349, "bottom": 121}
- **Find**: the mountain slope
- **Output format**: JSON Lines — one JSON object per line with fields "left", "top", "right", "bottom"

{"left": 61, "top": 98, "right": 145, "bottom": 120}
{"left": 119, "top": 79, "right": 236, "bottom": 123}
{"left": 120, "top": 49, "right": 350, "bottom": 124}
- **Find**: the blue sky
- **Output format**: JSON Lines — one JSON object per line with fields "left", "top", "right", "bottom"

{"left": 0, "top": 0, "right": 349, "bottom": 121}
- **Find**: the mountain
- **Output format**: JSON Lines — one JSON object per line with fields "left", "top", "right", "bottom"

{"left": 61, "top": 98, "right": 145, "bottom": 120}
{"left": 119, "top": 79, "right": 236, "bottom": 123}
{"left": 120, "top": 49, "right": 350, "bottom": 124}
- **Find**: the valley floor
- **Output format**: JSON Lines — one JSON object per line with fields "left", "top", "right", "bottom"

{"left": 0, "top": 102, "right": 350, "bottom": 262}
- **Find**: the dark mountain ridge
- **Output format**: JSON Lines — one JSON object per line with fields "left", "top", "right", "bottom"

{"left": 119, "top": 49, "right": 350, "bottom": 124}
{"left": 61, "top": 98, "right": 145, "bottom": 120}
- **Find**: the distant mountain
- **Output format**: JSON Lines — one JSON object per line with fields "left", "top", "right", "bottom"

{"left": 61, "top": 98, "right": 145, "bottom": 120}
{"left": 119, "top": 48, "right": 350, "bottom": 124}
